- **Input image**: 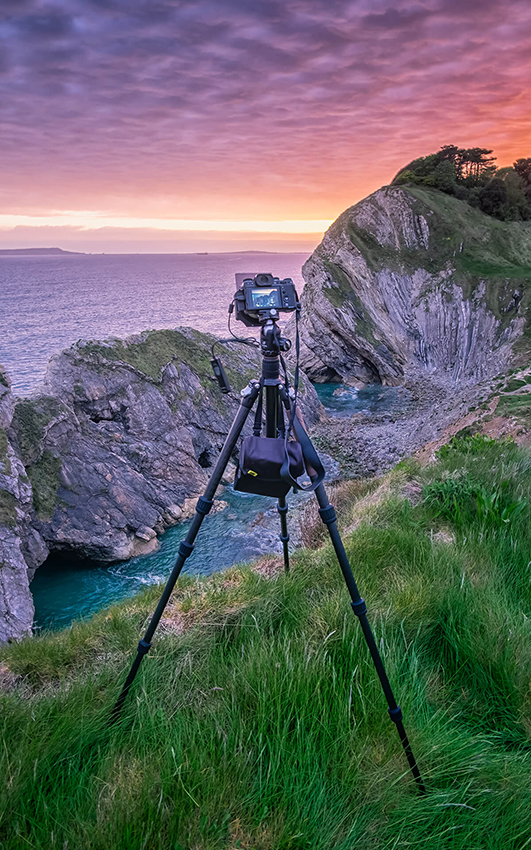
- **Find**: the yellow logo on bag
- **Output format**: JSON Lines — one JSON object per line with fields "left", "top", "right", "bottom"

{"left": 248, "top": 470, "right": 258, "bottom": 477}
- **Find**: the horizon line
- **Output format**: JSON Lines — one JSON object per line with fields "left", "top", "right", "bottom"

{"left": 0, "top": 213, "right": 333, "bottom": 234}
{"left": 0, "top": 246, "right": 314, "bottom": 256}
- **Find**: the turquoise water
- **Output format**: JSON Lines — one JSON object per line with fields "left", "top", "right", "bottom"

{"left": 32, "top": 485, "right": 315, "bottom": 631}
{"left": 313, "top": 382, "right": 412, "bottom": 417}
{"left": 32, "top": 487, "right": 277, "bottom": 629}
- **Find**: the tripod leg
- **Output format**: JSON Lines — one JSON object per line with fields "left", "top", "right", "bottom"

{"left": 277, "top": 496, "right": 290, "bottom": 572}
{"left": 110, "top": 381, "right": 261, "bottom": 722}
{"left": 314, "top": 483, "right": 426, "bottom": 794}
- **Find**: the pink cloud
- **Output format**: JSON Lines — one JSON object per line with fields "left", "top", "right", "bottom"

{"left": 0, "top": 0, "right": 530, "bottom": 227}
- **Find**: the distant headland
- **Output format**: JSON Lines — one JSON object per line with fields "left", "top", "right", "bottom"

{"left": 0, "top": 247, "right": 85, "bottom": 256}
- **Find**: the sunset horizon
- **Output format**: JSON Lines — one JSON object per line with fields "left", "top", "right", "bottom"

{"left": 1, "top": 0, "right": 530, "bottom": 252}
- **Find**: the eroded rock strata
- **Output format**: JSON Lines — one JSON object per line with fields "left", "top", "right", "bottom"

{"left": 294, "top": 184, "right": 531, "bottom": 386}
{"left": 0, "top": 367, "right": 42, "bottom": 642}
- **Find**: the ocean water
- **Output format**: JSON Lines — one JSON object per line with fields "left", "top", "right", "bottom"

{"left": 0, "top": 251, "right": 308, "bottom": 395}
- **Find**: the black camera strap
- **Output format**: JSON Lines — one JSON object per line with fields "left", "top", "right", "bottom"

{"left": 253, "top": 379, "right": 264, "bottom": 435}
{"left": 279, "top": 303, "right": 324, "bottom": 492}
{"left": 280, "top": 409, "right": 324, "bottom": 492}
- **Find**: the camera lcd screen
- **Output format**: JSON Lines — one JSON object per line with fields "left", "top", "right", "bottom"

{"left": 250, "top": 288, "right": 281, "bottom": 309}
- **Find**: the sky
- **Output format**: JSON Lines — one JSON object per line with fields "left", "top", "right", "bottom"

{"left": 1, "top": 0, "right": 530, "bottom": 253}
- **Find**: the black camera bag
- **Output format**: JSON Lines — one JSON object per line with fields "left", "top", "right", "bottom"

{"left": 234, "top": 436, "right": 305, "bottom": 498}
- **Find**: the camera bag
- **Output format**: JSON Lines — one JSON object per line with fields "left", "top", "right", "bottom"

{"left": 234, "top": 436, "right": 305, "bottom": 498}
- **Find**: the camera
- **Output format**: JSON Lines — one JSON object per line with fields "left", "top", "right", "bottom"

{"left": 233, "top": 273, "right": 298, "bottom": 327}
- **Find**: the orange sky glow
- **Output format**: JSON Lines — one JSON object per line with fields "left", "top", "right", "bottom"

{"left": 1, "top": 0, "right": 530, "bottom": 253}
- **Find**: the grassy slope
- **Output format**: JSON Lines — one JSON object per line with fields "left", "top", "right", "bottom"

{"left": 1, "top": 437, "right": 531, "bottom": 849}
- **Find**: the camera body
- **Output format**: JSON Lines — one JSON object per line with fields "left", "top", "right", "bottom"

{"left": 234, "top": 273, "right": 298, "bottom": 327}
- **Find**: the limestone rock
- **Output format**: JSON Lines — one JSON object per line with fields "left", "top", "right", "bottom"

{"left": 291, "top": 185, "right": 531, "bottom": 386}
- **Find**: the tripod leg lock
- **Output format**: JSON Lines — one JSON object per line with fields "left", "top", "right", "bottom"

{"left": 388, "top": 705, "right": 403, "bottom": 724}
{"left": 178, "top": 540, "right": 194, "bottom": 559}
{"left": 196, "top": 497, "right": 214, "bottom": 516}
{"left": 351, "top": 598, "right": 367, "bottom": 617}
{"left": 137, "top": 638, "right": 152, "bottom": 656}
{"left": 318, "top": 505, "right": 337, "bottom": 526}
{"left": 277, "top": 503, "right": 288, "bottom": 516}
{"left": 280, "top": 533, "right": 290, "bottom": 543}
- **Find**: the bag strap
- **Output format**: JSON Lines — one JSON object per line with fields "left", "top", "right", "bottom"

{"left": 280, "top": 409, "right": 325, "bottom": 492}
{"left": 253, "top": 380, "right": 264, "bottom": 436}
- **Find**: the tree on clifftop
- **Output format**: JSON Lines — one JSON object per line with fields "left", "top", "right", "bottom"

{"left": 514, "top": 158, "right": 531, "bottom": 201}
{"left": 392, "top": 145, "right": 531, "bottom": 221}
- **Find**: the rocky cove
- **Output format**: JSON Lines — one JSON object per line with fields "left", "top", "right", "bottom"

{"left": 2, "top": 183, "right": 531, "bottom": 642}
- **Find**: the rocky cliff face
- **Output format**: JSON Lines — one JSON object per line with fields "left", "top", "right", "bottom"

{"left": 0, "top": 367, "right": 43, "bottom": 642}
{"left": 295, "top": 185, "right": 531, "bottom": 386}
{"left": 0, "top": 328, "right": 320, "bottom": 642}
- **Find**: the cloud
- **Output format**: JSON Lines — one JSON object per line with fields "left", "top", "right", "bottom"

{"left": 0, "top": 0, "right": 530, "bottom": 226}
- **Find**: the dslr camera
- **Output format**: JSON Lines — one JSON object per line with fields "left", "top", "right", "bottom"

{"left": 234, "top": 273, "right": 298, "bottom": 327}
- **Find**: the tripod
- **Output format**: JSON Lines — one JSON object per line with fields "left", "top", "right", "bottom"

{"left": 111, "top": 316, "right": 425, "bottom": 793}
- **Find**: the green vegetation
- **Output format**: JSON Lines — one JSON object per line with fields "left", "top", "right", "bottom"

{"left": 399, "top": 184, "right": 531, "bottom": 282}
{"left": 75, "top": 328, "right": 260, "bottom": 398}
{"left": 331, "top": 180, "right": 531, "bottom": 288}
{"left": 324, "top": 182, "right": 531, "bottom": 349}
{"left": 27, "top": 449, "right": 62, "bottom": 519}
{"left": 11, "top": 397, "right": 64, "bottom": 466}
{"left": 0, "top": 427, "right": 11, "bottom": 477}
{"left": 78, "top": 329, "right": 215, "bottom": 382}
{"left": 393, "top": 146, "right": 531, "bottom": 222}
{"left": 1, "top": 436, "right": 531, "bottom": 848}
{"left": 0, "top": 488, "right": 16, "bottom": 527}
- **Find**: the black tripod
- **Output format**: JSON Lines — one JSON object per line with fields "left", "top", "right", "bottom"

{"left": 111, "top": 316, "right": 425, "bottom": 793}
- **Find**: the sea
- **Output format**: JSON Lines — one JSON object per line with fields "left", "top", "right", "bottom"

{"left": 0, "top": 251, "right": 309, "bottom": 395}
{"left": 0, "top": 251, "right": 408, "bottom": 630}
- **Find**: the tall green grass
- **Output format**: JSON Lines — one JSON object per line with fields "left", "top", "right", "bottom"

{"left": 1, "top": 436, "right": 531, "bottom": 848}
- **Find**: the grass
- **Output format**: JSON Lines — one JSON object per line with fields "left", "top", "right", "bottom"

{"left": 0, "top": 427, "right": 11, "bottom": 477}
{"left": 72, "top": 328, "right": 259, "bottom": 397}
{"left": 27, "top": 449, "right": 63, "bottom": 519}
{"left": 0, "top": 489, "right": 16, "bottom": 527}
{"left": 1, "top": 437, "right": 531, "bottom": 848}
{"left": 76, "top": 329, "right": 215, "bottom": 383}
{"left": 11, "top": 397, "right": 65, "bottom": 467}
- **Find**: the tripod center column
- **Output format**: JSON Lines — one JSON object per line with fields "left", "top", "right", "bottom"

{"left": 260, "top": 319, "right": 282, "bottom": 438}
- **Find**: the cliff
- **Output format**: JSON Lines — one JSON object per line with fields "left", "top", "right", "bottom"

{"left": 295, "top": 185, "right": 531, "bottom": 386}
{"left": 0, "top": 367, "right": 38, "bottom": 642}
{"left": 0, "top": 328, "right": 320, "bottom": 642}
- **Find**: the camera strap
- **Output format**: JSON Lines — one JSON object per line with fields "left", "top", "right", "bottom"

{"left": 280, "top": 409, "right": 325, "bottom": 492}
{"left": 253, "top": 379, "right": 264, "bottom": 435}
{"left": 279, "top": 304, "right": 325, "bottom": 492}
